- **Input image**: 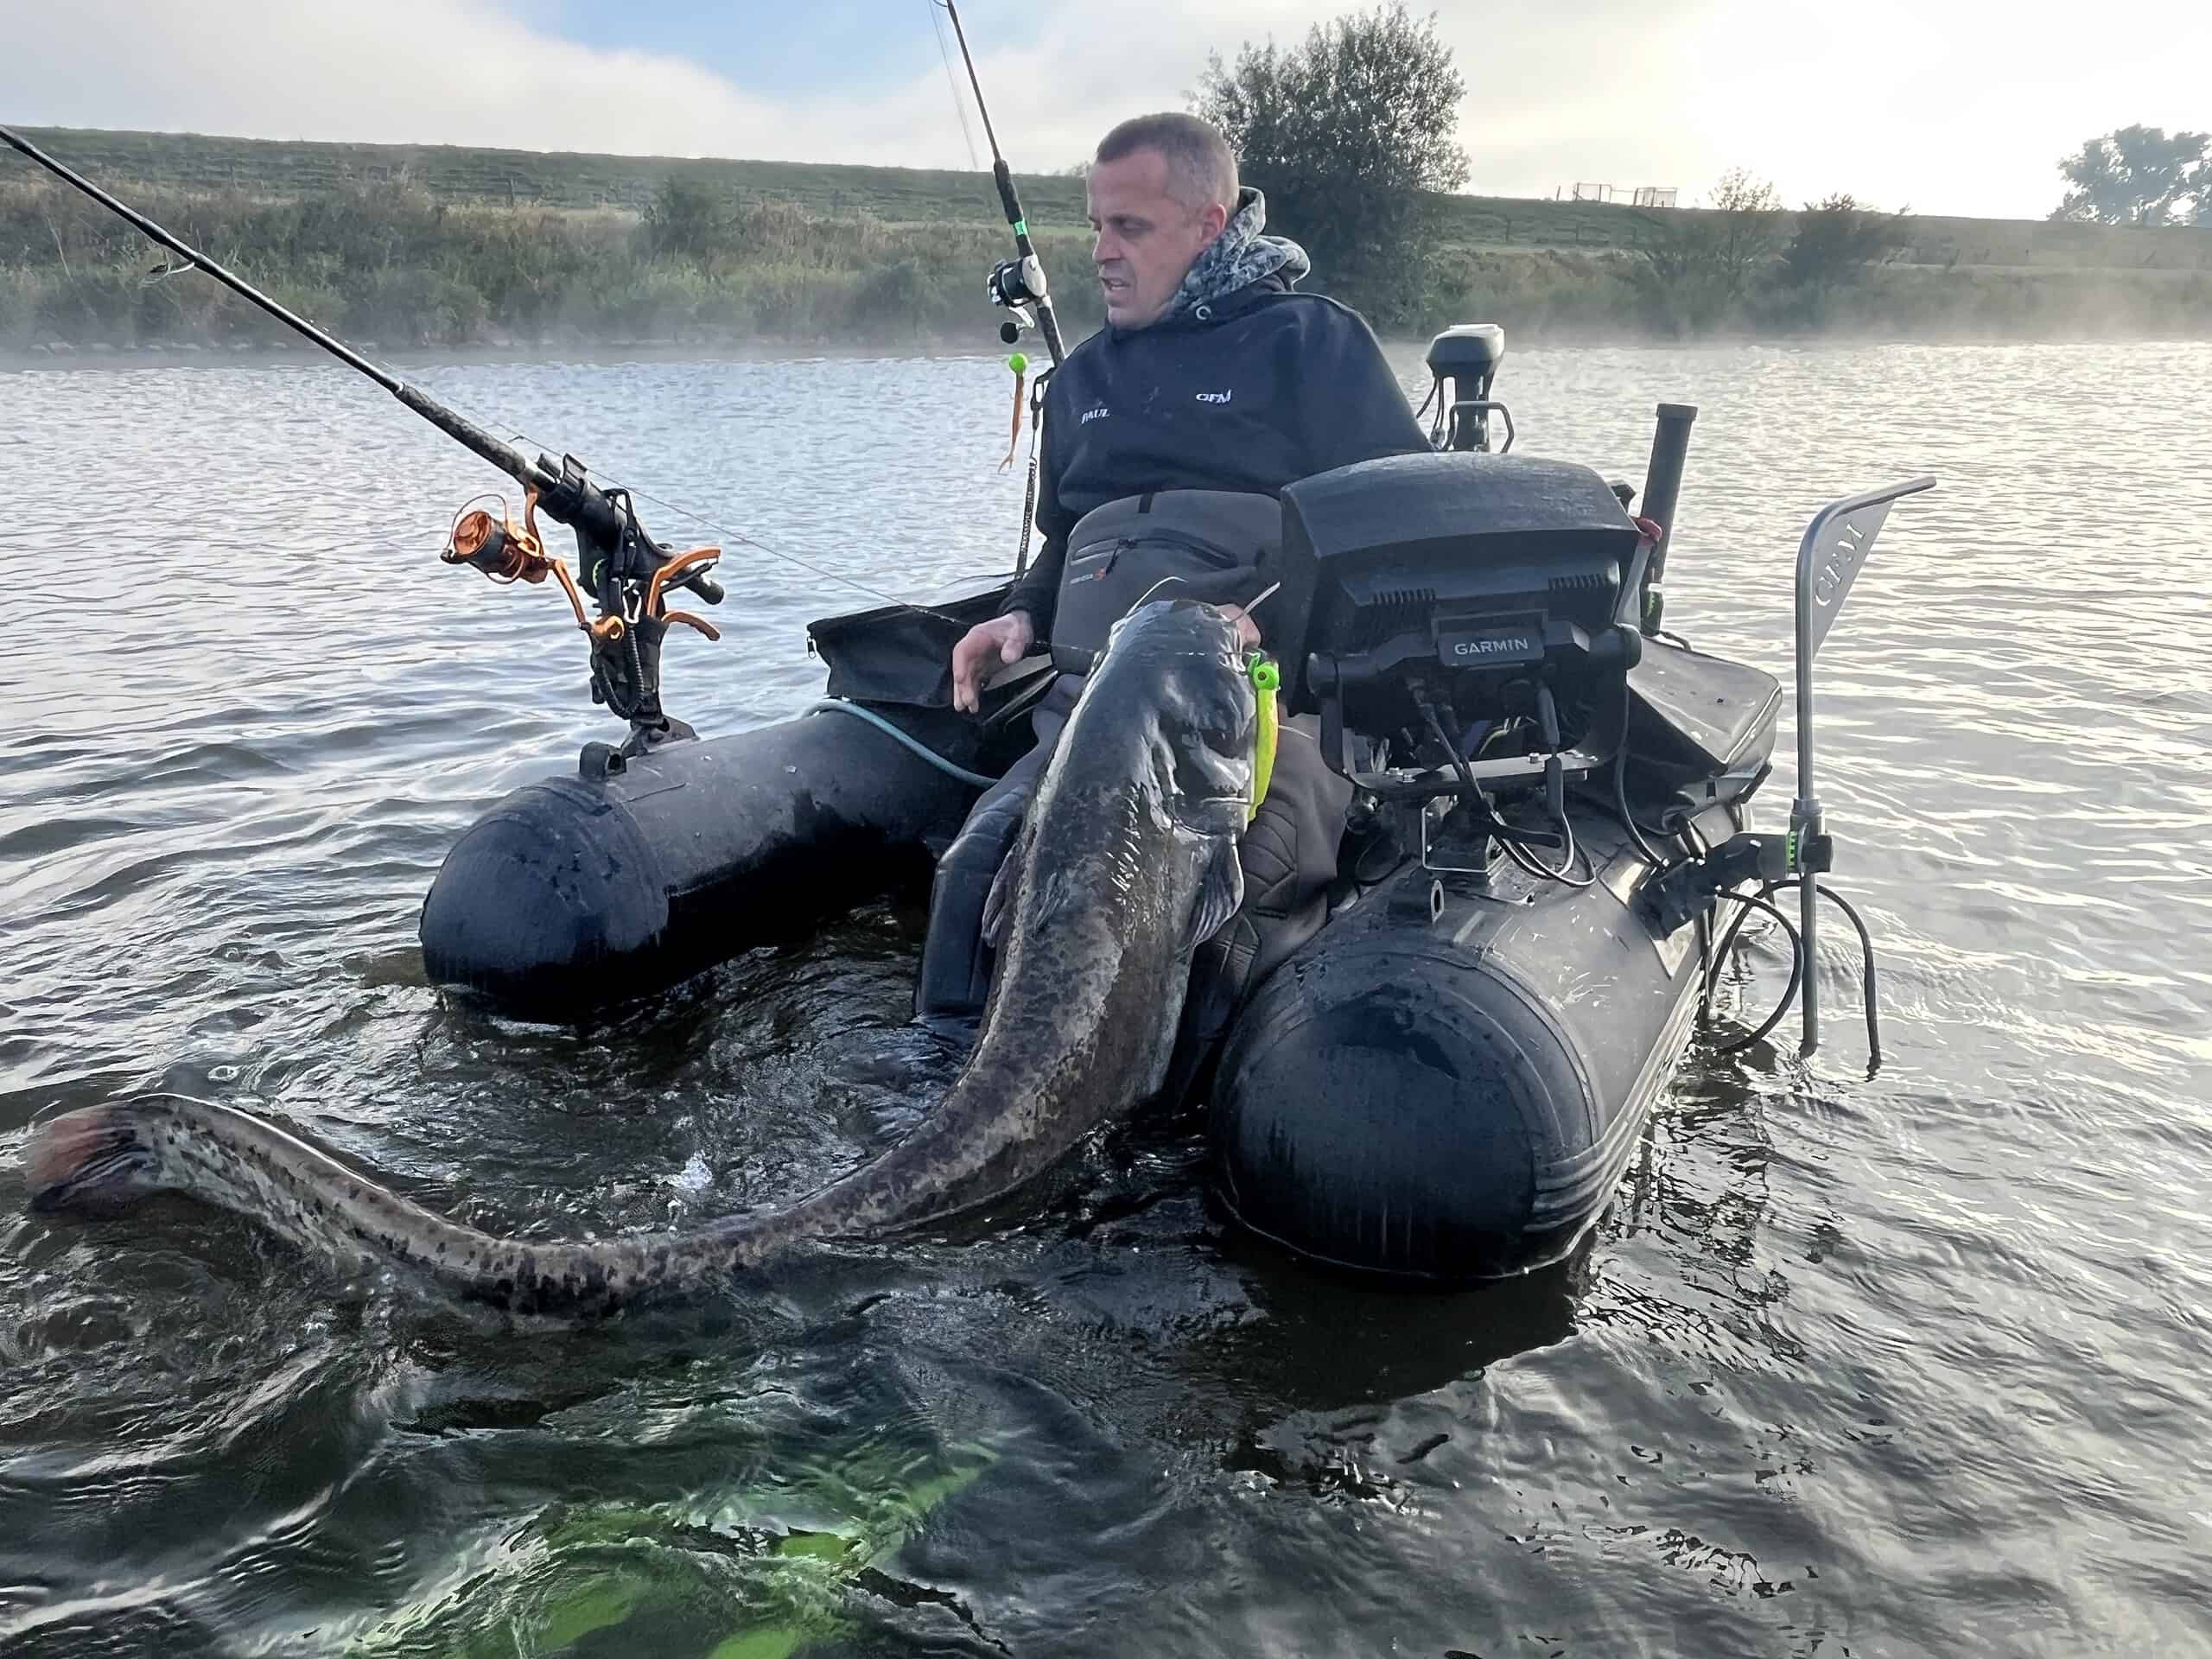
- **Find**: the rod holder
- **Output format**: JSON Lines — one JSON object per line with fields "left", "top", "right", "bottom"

{"left": 1640, "top": 402, "right": 1698, "bottom": 585}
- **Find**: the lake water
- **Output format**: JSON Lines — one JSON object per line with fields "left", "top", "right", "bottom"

{"left": 3, "top": 338, "right": 2209, "bottom": 1657}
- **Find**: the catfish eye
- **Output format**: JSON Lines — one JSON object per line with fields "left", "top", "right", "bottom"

{"left": 1178, "top": 705, "right": 1240, "bottom": 759}
{"left": 1206, "top": 685, "right": 1254, "bottom": 742}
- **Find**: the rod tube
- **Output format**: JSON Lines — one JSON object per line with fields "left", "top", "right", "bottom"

{"left": 1640, "top": 402, "right": 1698, "bottom": 581}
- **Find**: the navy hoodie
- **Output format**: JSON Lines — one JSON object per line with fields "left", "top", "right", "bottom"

{"left": 1004, "top": 275, "right": 1429, "bottom": 634}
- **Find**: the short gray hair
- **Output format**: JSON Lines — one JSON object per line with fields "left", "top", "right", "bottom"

{"left": 1095, "top": 112, "right": 1238, "bottom": 213}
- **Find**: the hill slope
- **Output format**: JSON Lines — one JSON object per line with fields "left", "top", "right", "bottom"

{"left": 4, "top": 126, "right": 2208, "bottom": 353}
{"left": 16, "top": 125, "right": 2211, "bottom": 272}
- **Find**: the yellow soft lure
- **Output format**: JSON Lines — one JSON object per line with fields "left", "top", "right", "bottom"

{"left": 1247, "top": 652, "right": 1280, "bottom": 823}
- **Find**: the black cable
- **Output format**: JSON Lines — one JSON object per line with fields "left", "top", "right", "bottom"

{"left": 1502, "top": 805, "right": 1596, "bottom": 887}
{"left": 1420, "top": 697, "right": 1591, "bottom": 887}
{"left": 1686, "top": 831, "right": 1713, "bottom": 1019}
{"left": 1700, "top": 874, "right": 1883, "bottom": 1067}
{"left": 1706, "top": 892, "right": 1804, "bottom": 1055}
{"left": 1768, "top": 878, "right": 1884, "bottom": 1071}
{"left": 1419, "top": 695, "right": 1485, "bottom": 801}
{"left": 1707, "top": 874, "right": 1766, "bottom": 991}
{"left": 1612, "top": 677, "right": 1669, "bottom": 867}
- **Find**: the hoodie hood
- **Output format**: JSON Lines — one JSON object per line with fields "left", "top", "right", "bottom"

{"left": 1159, "top": 187, "right": 1311, "bottom": 327}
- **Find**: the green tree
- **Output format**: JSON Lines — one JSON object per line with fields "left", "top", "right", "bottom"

{"left": 641, "top": 174, "right": 734, "bottom": 269}
{"left": 1193, "top": 3, "right": 1468, "bottom": 315}
{"left": 1703, "top": 169, "right": 1786, "bottom": 296}
{"left": 1783, "top": 194, "right": 1910, "bottom": 294}
{"left": 2052, "top": 125, "right": 2210, "bottom": 226}
{"left": 1629, "top": 168, "right": 1783, "bottom": 329}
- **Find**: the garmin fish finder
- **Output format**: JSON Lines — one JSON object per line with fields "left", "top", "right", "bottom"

{"left": 1273, "top": 446, "right": 1649, "bottom": 804}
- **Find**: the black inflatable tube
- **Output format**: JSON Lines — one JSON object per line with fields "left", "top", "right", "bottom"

{"left": 418, "top": 711, "right": 982, "bottom": 1020}
{"left": 1208, "top": 804, "right": 1726, "bottom": 1282}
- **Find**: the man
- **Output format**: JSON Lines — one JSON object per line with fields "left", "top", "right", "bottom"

{"left": 917, "top": 111, "right": 1429, "bottom": 1030}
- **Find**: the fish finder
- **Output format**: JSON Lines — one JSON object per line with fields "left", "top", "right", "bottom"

{"left": 1272, "top": 448, "right": 1649, "bottom": 803}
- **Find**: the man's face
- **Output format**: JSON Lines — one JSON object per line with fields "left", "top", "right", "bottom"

{"left": 1086, "top": 149, "right": 1229, "bottom": 330}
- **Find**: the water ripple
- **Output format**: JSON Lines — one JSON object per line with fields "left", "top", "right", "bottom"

{"left": 2, "top": 342, "right": 2209, "bottom": 1657}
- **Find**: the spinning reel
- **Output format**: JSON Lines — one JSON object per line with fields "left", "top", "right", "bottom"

{"left": 440, "top": 452, "right": 726, "bottom": 750}
{"left": 987, "top": 252, "right": 1050, "bottom": 345}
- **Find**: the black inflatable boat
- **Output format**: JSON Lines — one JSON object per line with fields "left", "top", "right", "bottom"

{"left": 0, "top": 128, "right": 1932, "bottom": 1283}
{"left": 420, "top": 324, "right": 1933, "bottom": 1281}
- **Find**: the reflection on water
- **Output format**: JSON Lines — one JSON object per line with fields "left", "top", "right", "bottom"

{"left": 3, "top": 340, "right": 2210, "bottom": 1656}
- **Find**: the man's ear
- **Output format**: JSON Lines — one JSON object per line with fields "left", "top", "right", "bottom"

{"left": 1201, "top": 200, "right": 1230, "bottom": 241}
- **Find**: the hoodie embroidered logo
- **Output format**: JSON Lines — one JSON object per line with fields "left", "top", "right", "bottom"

{"left": 1080, "top": 404, "right": 1110, "bottom": 424}
{"left": 1195, "top": 389, "right": 1233, "bottom": 404}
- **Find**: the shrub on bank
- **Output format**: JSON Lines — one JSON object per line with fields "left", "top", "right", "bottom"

{"left": 3, "top": 173, "right": 2206, "bottom": 353}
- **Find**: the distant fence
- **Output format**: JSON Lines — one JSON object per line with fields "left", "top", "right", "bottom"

{"left": 1558, "top": 182, "right": 1678, "bottom": 207}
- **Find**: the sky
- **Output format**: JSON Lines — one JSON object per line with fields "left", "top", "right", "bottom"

{"left": 3, "top": 0, "right": 2207, "bottom": 221}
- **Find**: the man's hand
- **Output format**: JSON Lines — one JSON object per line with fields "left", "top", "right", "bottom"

{"left": 951, "top": 610, "right": 1036, "bottom": 714}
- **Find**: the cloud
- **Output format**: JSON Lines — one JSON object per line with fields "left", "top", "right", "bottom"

{"left": 10, "top": 0, "right": 848, "bottom": 161}
{"left": 5, "top": 0, "right": 2206, "bottom": 219}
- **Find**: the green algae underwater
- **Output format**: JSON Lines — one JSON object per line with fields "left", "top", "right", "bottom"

{"left": 342, "top": 1431, "right": 995, "bottom": 1658}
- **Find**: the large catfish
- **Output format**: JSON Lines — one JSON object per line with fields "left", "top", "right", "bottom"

{"left": 22, "top": 600, "right": 1258, "bottom": 1319}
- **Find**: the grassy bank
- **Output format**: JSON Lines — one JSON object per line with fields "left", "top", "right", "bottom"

{"left": 5, "top": 126, "right": 2210, "bottom": 354}
{"left": 2, "top": 174, "right": 1084, "bottom": 350}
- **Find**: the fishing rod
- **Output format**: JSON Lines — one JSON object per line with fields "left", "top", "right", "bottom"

{"left": 936, "top": 0, "right": 1067, "bottom": 366}
{"left": 1, "top": 122, "right": 724, "bottom": 746}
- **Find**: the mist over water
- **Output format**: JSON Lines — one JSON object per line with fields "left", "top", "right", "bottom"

{"left": 3, "top": 340, "right": 2209, "bottom": 1656}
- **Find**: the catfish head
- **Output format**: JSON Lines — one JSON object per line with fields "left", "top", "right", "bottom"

{"left": 977, "top": 597, "right": 1260, "bottom": 1109}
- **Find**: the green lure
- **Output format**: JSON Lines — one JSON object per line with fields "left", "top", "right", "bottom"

{"left": 1247, "top": 652, "right": 1280, "bottom": 823}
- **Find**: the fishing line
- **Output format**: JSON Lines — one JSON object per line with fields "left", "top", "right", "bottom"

{"left": 931, "top": 0, "right": 1004, "bottom": 162}
{"left": 927, "top": 1, "right": 984, "bottom": 172}
{"left": 1, "top": 122, "right": 969, "bottom": 624}
{"left": 401, "top": 377, "right": 963, "bottom": 620}
{"left": 927, "top": 0, "right": 1069, "bottom": 366}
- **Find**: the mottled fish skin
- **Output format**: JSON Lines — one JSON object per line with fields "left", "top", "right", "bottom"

{"left": 23, "top": 600, "right": 1257, "bottom": 1320}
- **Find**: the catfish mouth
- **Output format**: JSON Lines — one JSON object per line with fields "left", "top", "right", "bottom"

{"left": 1154, "top": 732, "right": 1252, "bottom": 837}
{"left": 1185, "top": 791, "right": 1253, "bottom": 830}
